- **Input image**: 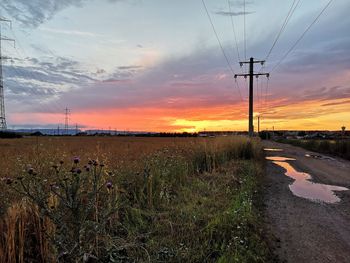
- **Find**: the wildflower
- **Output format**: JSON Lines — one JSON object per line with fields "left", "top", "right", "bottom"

{"left": 93, "top": 160, "right": 98, "bottom": 166}
{"left": 73, "top": 156, "right": 80, "bottom": 164}
{"left": 2, "top": 177, "right": 13, "bottom": 185}
{"left": 99, "top": 163, "right": 105, "bottom": 167}
{"left": 52, "top": 164, "right": 58, "bottom": 169}
{"left": 106, "top": 181, "right": 113, "bottom": 189}
{"left": 76, "top": 168, "right": 82, "bottom": 174}
{"left": 28, "top": 167, "right": 34, "bottom": 175}
{"left": 85, "top": 166, "right": 90, "bottom": 172}
{"left": 59, "top": 160, "right": 64, "bottom": 165}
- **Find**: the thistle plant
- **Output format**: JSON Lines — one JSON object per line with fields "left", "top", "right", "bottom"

{"left": 3, "top": 157, "right": 119, "bottom": 262}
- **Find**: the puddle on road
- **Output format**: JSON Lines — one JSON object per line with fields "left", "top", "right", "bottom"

{"left": 264, "top": 148, "right": 283, "bottom": 152}
{"left": 266, "top": 156, "right": 349, "bottom": 204}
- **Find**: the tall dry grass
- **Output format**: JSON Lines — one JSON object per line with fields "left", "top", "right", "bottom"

{"left": 0, "top": 200, "right": 55, "bottom": 263}
{"left": 0, "top": 136, "right": 265, "bottom": 262}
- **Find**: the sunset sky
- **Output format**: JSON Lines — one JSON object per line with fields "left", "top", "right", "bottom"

{"left": 0, "top": 0, "right": 349, "bottom": 132}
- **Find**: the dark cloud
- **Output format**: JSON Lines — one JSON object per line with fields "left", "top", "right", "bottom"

{"left": 117, "top": 65, "right": 142, "bottom": 70}
{"left": 0, "top": 0, "right": 132, "bottom": 27}
{"left": 301, "top": 86, "right": 350, "bottom": 102}
{"left": 214, "top": 11, "right": 254, "bottom": 17}
{"left": 51, "top": 45, "right": 244, "bottom": 112}
{"left": 3, "top": 54, "right": 148, "bottom": 113}
{"left": 261, "top": 1, "right": 350, "bottom": 74}
{"left": 321, "top": 100, "right": 350, "bottom": 107}
{"left": 0, "top": 0, "right": 85, "bottom": 27}
{"left": 3, "top": 56, "right": 97, "bottom": 113}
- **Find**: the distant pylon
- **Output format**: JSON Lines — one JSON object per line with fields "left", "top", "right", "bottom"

{"left": 0, "top": 17, "right": 15, "bottom": 130}
{"left": 64, "top": 108, "right": 70, "bottom": 135}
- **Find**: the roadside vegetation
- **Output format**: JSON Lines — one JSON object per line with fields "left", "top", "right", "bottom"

{"left": 276, "top": 139, "right": 350, "bottom": 161}
{"left": 0, "top": 136, "right": 270, "bottom": 262}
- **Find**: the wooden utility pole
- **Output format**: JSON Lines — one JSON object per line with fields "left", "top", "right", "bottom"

{"left": 234, "top": 57, "right": 269, "bottom": 137}
{"left": 258, "top": 115, "right": 260, "bottom": 134}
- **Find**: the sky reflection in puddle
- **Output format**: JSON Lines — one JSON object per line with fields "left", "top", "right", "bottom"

{"left": 264, "top": 148, "right": 283, "bottom": 152}
{"left": 266, "top": 156, "right": 349, "bottom": 204}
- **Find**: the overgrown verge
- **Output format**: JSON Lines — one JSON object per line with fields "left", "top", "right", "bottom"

{"left": 276, "top": 138, "right": 350, "bottom": 160}
{"left": 0, "top": 137, "right": 270, "bottom": 262}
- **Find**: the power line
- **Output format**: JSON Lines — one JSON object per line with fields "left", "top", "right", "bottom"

{"left": 201, "top": 0, "right": 243, "bottom": 101}
{"left": 243, "top": 0, "right": 247, "bottom": 61}
{"left": 270, "top": 0, "right": 334, "bottom": 73}
{"left": 227, "top": 0, "right": 241, "bottom": 63}
{"left": 257, "top": 0, "right": 300, "bottom": 76}
{"left": 255, "top": 76, "right": 260, "bottom": 113}
{"left": 227, "top": 0, "right": 246, "bottom": 101}
{"left": 264, "top": 76, "right": 270, "bottom": 114}
{"left": 261, "top": 64, "right": 269, "bottom": 112}
{"left": 264, "top": 0, "right": 301, "bottom": 62}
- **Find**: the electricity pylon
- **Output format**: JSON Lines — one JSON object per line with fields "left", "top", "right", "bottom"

{"left": 0, "top": 17, "right": 15, "bottom": 130}
{"left": 64, "top": 107, "right": 70, "bottom": 135}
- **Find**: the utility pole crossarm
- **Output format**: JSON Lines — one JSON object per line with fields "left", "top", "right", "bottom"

{"left": 0, "top": 37, "right": 15, "bottom": 43}
{"left": 239, "top": 60, "right": 265, "bottom": 66}
{"left": 234, "top": 73, "right": 270, "bottom": 78}
{"left": 0, "top": 17, "right": 11, "bottom": 22}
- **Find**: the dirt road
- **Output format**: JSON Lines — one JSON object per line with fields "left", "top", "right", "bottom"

{"left": 263, "top": 141, "right": 350, "bottom": 263}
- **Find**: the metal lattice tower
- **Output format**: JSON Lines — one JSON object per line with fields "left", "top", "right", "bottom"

{"left": 0, "top": 20, "right": 6, "bottom": 130}
{"left": 64, "top": 107, "right": 70, "bottom": 135}
{"left": 0, "top": 17, "right": 15, "bottom": 131}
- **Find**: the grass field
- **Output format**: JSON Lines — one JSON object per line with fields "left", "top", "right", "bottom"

{"left": 0, "top": 136, "right": 270, "bottom": 262}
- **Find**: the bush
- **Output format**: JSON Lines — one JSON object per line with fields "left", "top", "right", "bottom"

{"left": 277, "top": 139, "right": 350, "bottom": 161}
{"left": 0, "top": 131, "right": 22, "bottom": 139}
